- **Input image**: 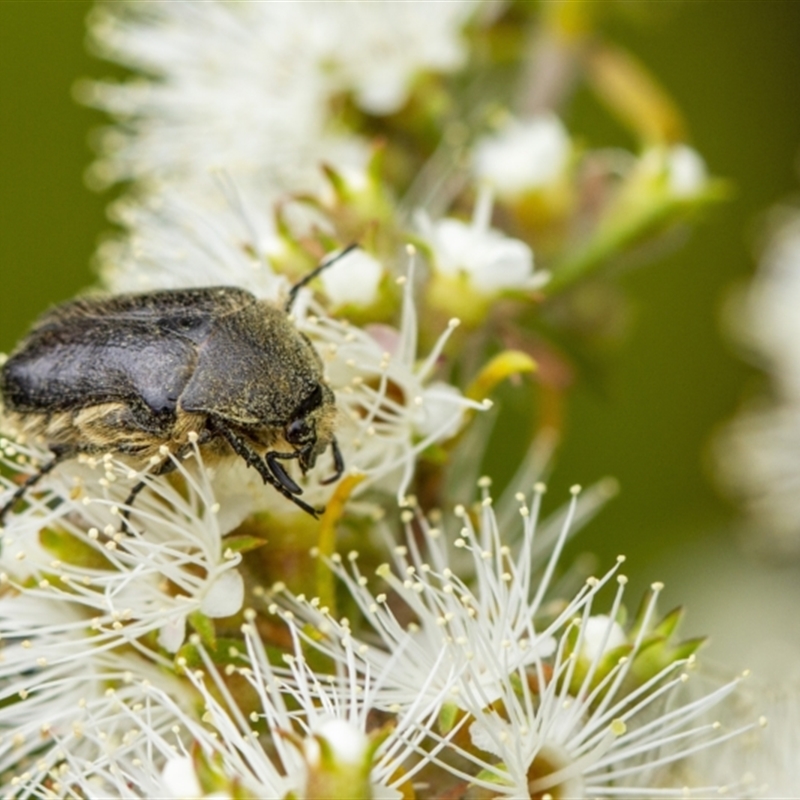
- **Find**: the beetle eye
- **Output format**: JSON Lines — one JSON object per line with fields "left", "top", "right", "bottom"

{"left": 295, "top": 384, "right": 323, "bottom": 417}
{"left": 286, "top": 418, "right": 312, "bottom": 445}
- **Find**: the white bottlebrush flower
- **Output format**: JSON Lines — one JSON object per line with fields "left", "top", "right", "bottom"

{"left": 0, "top": 638, "right": 195, "bottom": 799}
{"left": 272, "top": 481, "right": 761, "bottom": 797}
{"left": 417, "top": 189, "right": 546, "bottom": 295}
{"left": 83, "top": 2, "right": 363, "bottom": 196}
{"left": 449, "top": 650, "right": 756, "bottom": 798}
{"left": 655, "top": 671, "right": 785, "bottom": 798}
{"left": 0, "top": 437, "right": 244, "bottom": 654}
{"left": 472, "top": 114, "right": 571, "bottom": 197}
{"left": 83, "top": 0, "right": 473, "bottom": 196}
{"left": 272, "top": 484, "right": 583, "bottom": 713}
{"left": 716, "top": 404, "right": 800, "bottom": 556}
{"left": 728, "top": 213, "right": 800, "bottom": 398}
{"left": 98, "top": 186, "right": 287, "bottom": 298}
{"left": 46, "top": 616, "right": 448, "bottom": 800}
{"left": 746, "top": 684, "right": 800, "bottom": 797}
{"left": 315, "top": 1, "right": 473, "bottom": 116}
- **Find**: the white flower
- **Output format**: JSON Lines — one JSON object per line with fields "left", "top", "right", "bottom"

{"left": 418, "top": 189, "right": 545, "bottom": 295}
{"left": 83, "top": 0, "right": 473, "bottom": 198}
{"left": 730, "top": 215, "right": 800, "bottom": 398}
{"left": 315, "top": 1, "right": 473, "bottom": 115}
{"left": 160, "top": 757, "right": 207, "bottom": 800}
{"left": 717, "top": 405, "right": 800, "bottom": 556}
{"left": 449, "top": 650, "right": 753, "bottom": 798}
{"left": 472, "top": 114, "right": 571, "bottom": 197}
{"left": 83, "top": 2, "right": 363, "bottom": 196}
{"left": 746, "top": 684, "right": 800, "bottom": 797}
{"left": 48, "top": 616, "right": 448, "bottom": 800}
{"left": 656, "top": 673, "right": 782, "bottom": 798}
{"left": 0, "top": 638, "right": 195, "bottom": 798}
{"left": 272, "top": 484, "right": 578, "bottom": 713}
{"left": 272, "top": 481, "right": 761, "bottom": 797}
{"left": 0, "top": 438, "right": 244, "bottom": 654}
{"left": 580, "top": 613, "right": 628, "bottom": 662}
{"left": 98, "top": 187, "right": 287, "bottom": 298}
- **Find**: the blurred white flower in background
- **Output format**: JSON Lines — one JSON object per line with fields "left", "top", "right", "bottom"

{"left": 472, "top": 114, "right": 571, "bottom": 197}
{"left": 665, "top": 144, "right": 709, "bottom": 197}
{"left": 419, "top": 203, "right": 539, "bottom": 294}
{"left": 82, "top": 1, "right": 472, "bottom": 195}
{"left": 717, "top": 212, "right": 800, "bottom": 555}
{"left": 79, "top": 0, "right": 474, "bottom": 280}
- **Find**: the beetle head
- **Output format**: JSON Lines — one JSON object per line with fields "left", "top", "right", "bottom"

{"left": 285, "top": 382, "right": 337, "bottom": 473}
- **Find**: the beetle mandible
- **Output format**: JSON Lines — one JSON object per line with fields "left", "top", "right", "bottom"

{"left": 0, "top": 246, "right": 357, "bottom": 523}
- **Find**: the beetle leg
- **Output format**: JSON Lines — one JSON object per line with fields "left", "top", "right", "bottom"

{"left": 211, "top": 420, "right": 321, "bottom": 518}
{"left": 265, "top": 450, "right": 303, "bottom": 495}
{"left": 320, "top": 437, "right": 344, "bottom": 485}
{"left": 120, "top": 456, "right": 179, "bottom": 534}
{"left": 0, "top": 447, "right": 73, "bottom": 524}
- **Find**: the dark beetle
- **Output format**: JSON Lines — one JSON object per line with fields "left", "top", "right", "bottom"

{"left": 0, "top": 248, "right": 354, "bottom": 522}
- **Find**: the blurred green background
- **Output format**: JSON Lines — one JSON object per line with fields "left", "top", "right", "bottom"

{"left": 2, "top": 2, "right": 800, "bottom": 610}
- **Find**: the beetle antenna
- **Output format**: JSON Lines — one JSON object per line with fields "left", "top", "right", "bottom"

{"left": 285, "top": 243, "right": 359, "bottom": 313}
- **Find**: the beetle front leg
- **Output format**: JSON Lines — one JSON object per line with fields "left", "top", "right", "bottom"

{"left": 320, "top": 437, "right": 344, "bottom": 486}
{"left": 265, "top": 450, "right": 303, "bottom": 495}
{"left": 211, "top": 420, "right": 321, "bottom": 518}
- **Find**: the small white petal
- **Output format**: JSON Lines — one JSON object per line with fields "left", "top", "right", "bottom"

{"left": 161, "top": 757, "right": 203, "bottom": 799}
{"left": 315, "top": 717, "right": 368, "bottom": 765}
{"left": 420, "top": 214, "right": 535, "bottom": 294}
{"left": 580, "top": 614, "right": 627, "bottom": 662}
{"left": 158, "top": 615, "right": 187, "bottom": 653}
{"left": 468, "top": 716, "right": 508, "bottom": 759}
{"left": 320, "top": 248, "right": 383, "bottom": 307}
{"left": 201, "top": 569, "right": 244, "bottom": 618}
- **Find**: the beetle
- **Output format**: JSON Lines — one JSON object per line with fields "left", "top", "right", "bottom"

{"left": 0, "top": 246, "right": 356, "bottom": 523}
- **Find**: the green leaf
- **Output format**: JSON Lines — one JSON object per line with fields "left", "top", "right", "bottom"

{"left": 438, "top": 702, "right": 460, "bottom": 735}
{"left": 176, "top": 636, "right": 247, "bottom": 669}
{"left": 188, "top": 611, "right": 217, "bottom": 650}
{"left": 672, "top": 636, "right": 707, "bottom": 661}
{"left": 653, "top": 605, "right": 685, "bottom": 639}
{"left": 223, "top": 535, "right": 268, "bottom": 554}
{"left": 39, "top": 528, "right": 115, "bottom": 571}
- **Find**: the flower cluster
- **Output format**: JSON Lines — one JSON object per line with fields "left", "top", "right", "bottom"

{"left": 0, "top": 454, "right": 760, "bottom": 797}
